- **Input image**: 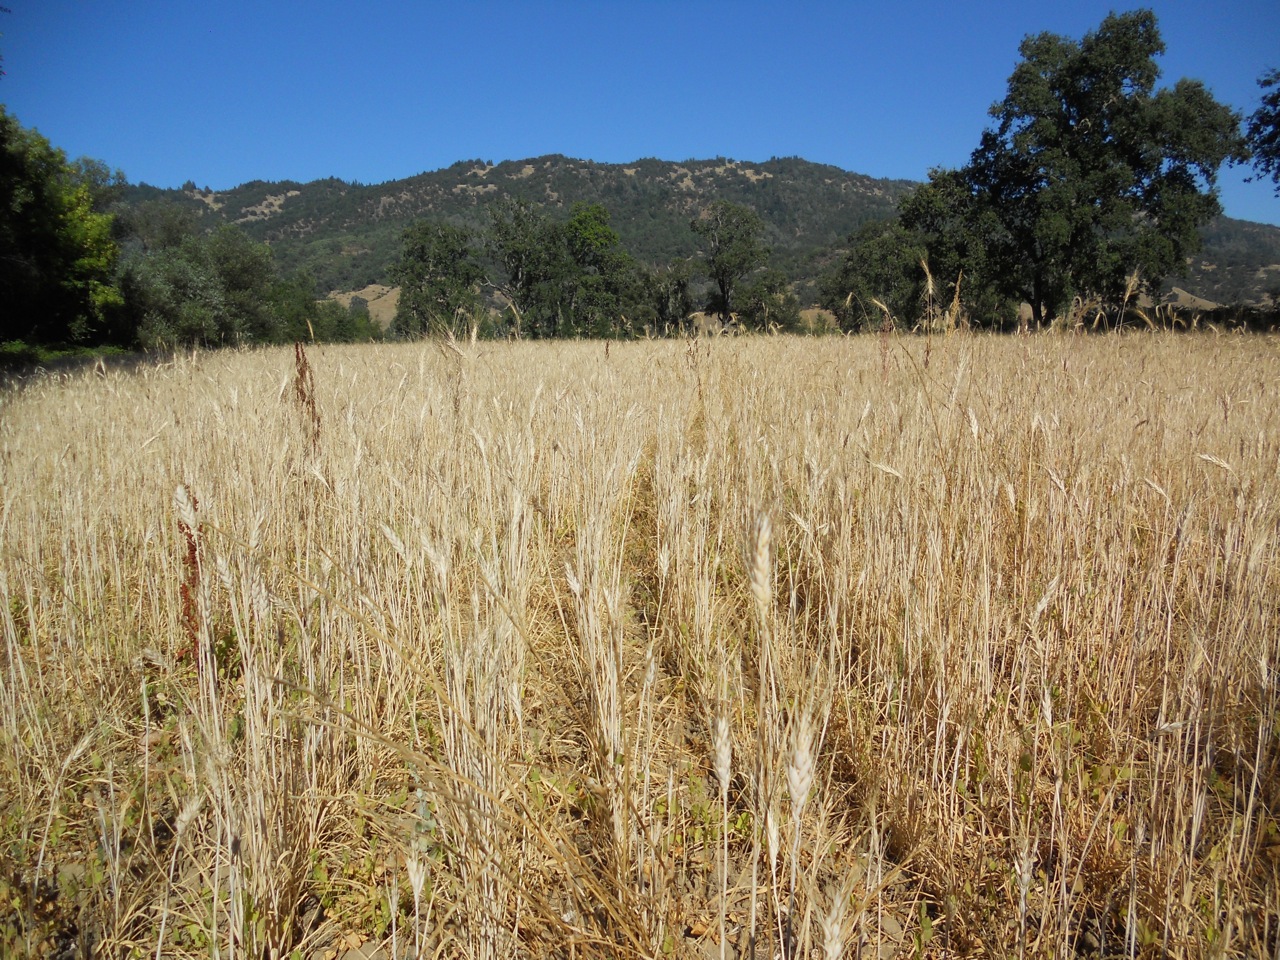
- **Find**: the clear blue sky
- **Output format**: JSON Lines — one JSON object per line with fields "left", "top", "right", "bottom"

{"left": 3, "top": 1, "right": 1278, "bottom": 225}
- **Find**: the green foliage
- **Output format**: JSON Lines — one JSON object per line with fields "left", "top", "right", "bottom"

{"left": 640, "top": 260, "right": 696, "bottom": 334}
{"left": 561, "top": 202, "right": 643, "bottom": 337}
{"left": 326, "top": 296, "right": 380, "bottom": 342}
{"left": 205, "top": 225, "right": 279, "bottom": 341}
{"left": 690, "top": 200, "right": 769, "bottom": 323}
{"left": 0, "top": 339, "right": 134, "bottom": 371}
{"left": 897, "top": 171, "right": 1018, "bottom": 327}
{"left": 116, "top": 157, "right": 914, "bottom": 300}
{"left": 736, "top": 267, "right": 801, "bottom": 331}
{"left": 268, "top": 270, "right": 326, "bottom": 342}
{"left": 270, "top": 272, "right": 380, "bottom": 343}
{"left": 487, "top": 197, "right": 556, "bottom": 337}
{"left": 111, "top": 152, "right": 1280, "bottom": 318}
{"left": 488, "top": 199, "right": 641, "bottom": 338}
{"left": 906, "top": 10, "right": 1246, "bottom": 327}
{"left": 390, "top": 221, "right": 485, "bottom": 339}
{"left": 68, "top": 156, "right": 128, "bottom": 215}
{"left": 117, "top": 199, "right": 202, "bottom": 252}
{"left": 0, "top": 107, "right": 124, "bottom": 345}
{"left": 121, "top": 228, "right": 381, "bottom": 349}
{"left": 121, "top": 225, "right": 279, "bottom": 348}
{"left": 0, "top": 112, "right": 370, "bottom": 351}
{"left": 1247, "top": 68, "right": 1280, "bottom": 196}
{"left": 820, "top": 220, "right": 928, "bottom": 330}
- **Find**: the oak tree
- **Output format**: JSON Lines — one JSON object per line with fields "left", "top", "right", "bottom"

{"left": 390, "top": 221, "right": 485, "bottom": 338}
{"left": 488, "top": 199, "right": 638, "bottom": 338}
{"left": 903, "top": 10, "right": 1246, "bottom": 328}
{"left": 1247, "top": 68, "right": 1280, "bottom": 195}
{"left": 690, "top": 200, "right": 768, "bottom": 325}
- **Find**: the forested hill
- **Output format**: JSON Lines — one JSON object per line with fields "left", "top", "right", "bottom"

{"left": 1185, "top": 217, "right": 1280, "bottom": 306}
{"left": 121, "top": 156, "right": 916, "bottom": 294}
{"left": 121, "top": 155, "right": 1280, "bottom": 306}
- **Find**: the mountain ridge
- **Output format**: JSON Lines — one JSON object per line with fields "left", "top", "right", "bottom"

{"left": 122, "top": 155, "right": 1280, "bottom": 308}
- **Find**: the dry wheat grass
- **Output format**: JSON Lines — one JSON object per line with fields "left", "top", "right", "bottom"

{"left": 0, "top": 333, "right": 1278, "bottom": 959}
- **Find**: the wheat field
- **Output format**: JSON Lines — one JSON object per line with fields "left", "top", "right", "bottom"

{"left": 1, "top": 333, "right": 1278, "bottom": 959}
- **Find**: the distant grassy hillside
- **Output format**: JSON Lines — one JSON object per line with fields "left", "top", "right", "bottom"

{"left": 122, "top": 157, "right": 915, "bottom": 294}
{"left": 122, "top": 156, "right": 1280, "bottom": 307}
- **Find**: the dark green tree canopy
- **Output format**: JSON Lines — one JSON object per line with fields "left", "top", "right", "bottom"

{"left": 820, "top": 220, "right": 927, "bottom": 330}
{"left": 487, "top": 198, "right": 557, "bottom": 337}
{"left": 640, "top": 260, "right": 695, "bottom": 334}
{"left": 120, "top": 224, "right": 281, "bottom": 348}
{"left": 736, "top": 267, "right": 801, "bottom": 332}
{"left": 690, "top": 200, "right": 768, "bottom": 324}
{"left": 903, "top": 10, "right": 1246, "bottom": 327}
{"left": 1247, "top": 68, "right": 1280, "bottom": 196}
{"left": 390, "top": 220, "right": 485, "bottom": 338}
{"left": 487, "top": 199, "right": 639, "bottom": 338}
{"left": 0, "top": 107, "right": 123, "bottom": 344}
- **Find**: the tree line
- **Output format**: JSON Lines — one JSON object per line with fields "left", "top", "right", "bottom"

{"left": 0, "top": 108, "right": 379, "bottom": 354}
{"left": 4, "top": 9, "right": 1279, "bottom": 352}
{"left": 389, "top": 196, "right": 799, "bottom": 339}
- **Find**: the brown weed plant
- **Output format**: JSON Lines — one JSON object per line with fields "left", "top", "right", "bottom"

{"left": 0, "top": 334, "right": 1278, "bottom": 958}
{"left": 294, "top": 340, "right": 321, "bottom": 455}
{"left": 175, "top": 483, "right": 203, "bottom": 665}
